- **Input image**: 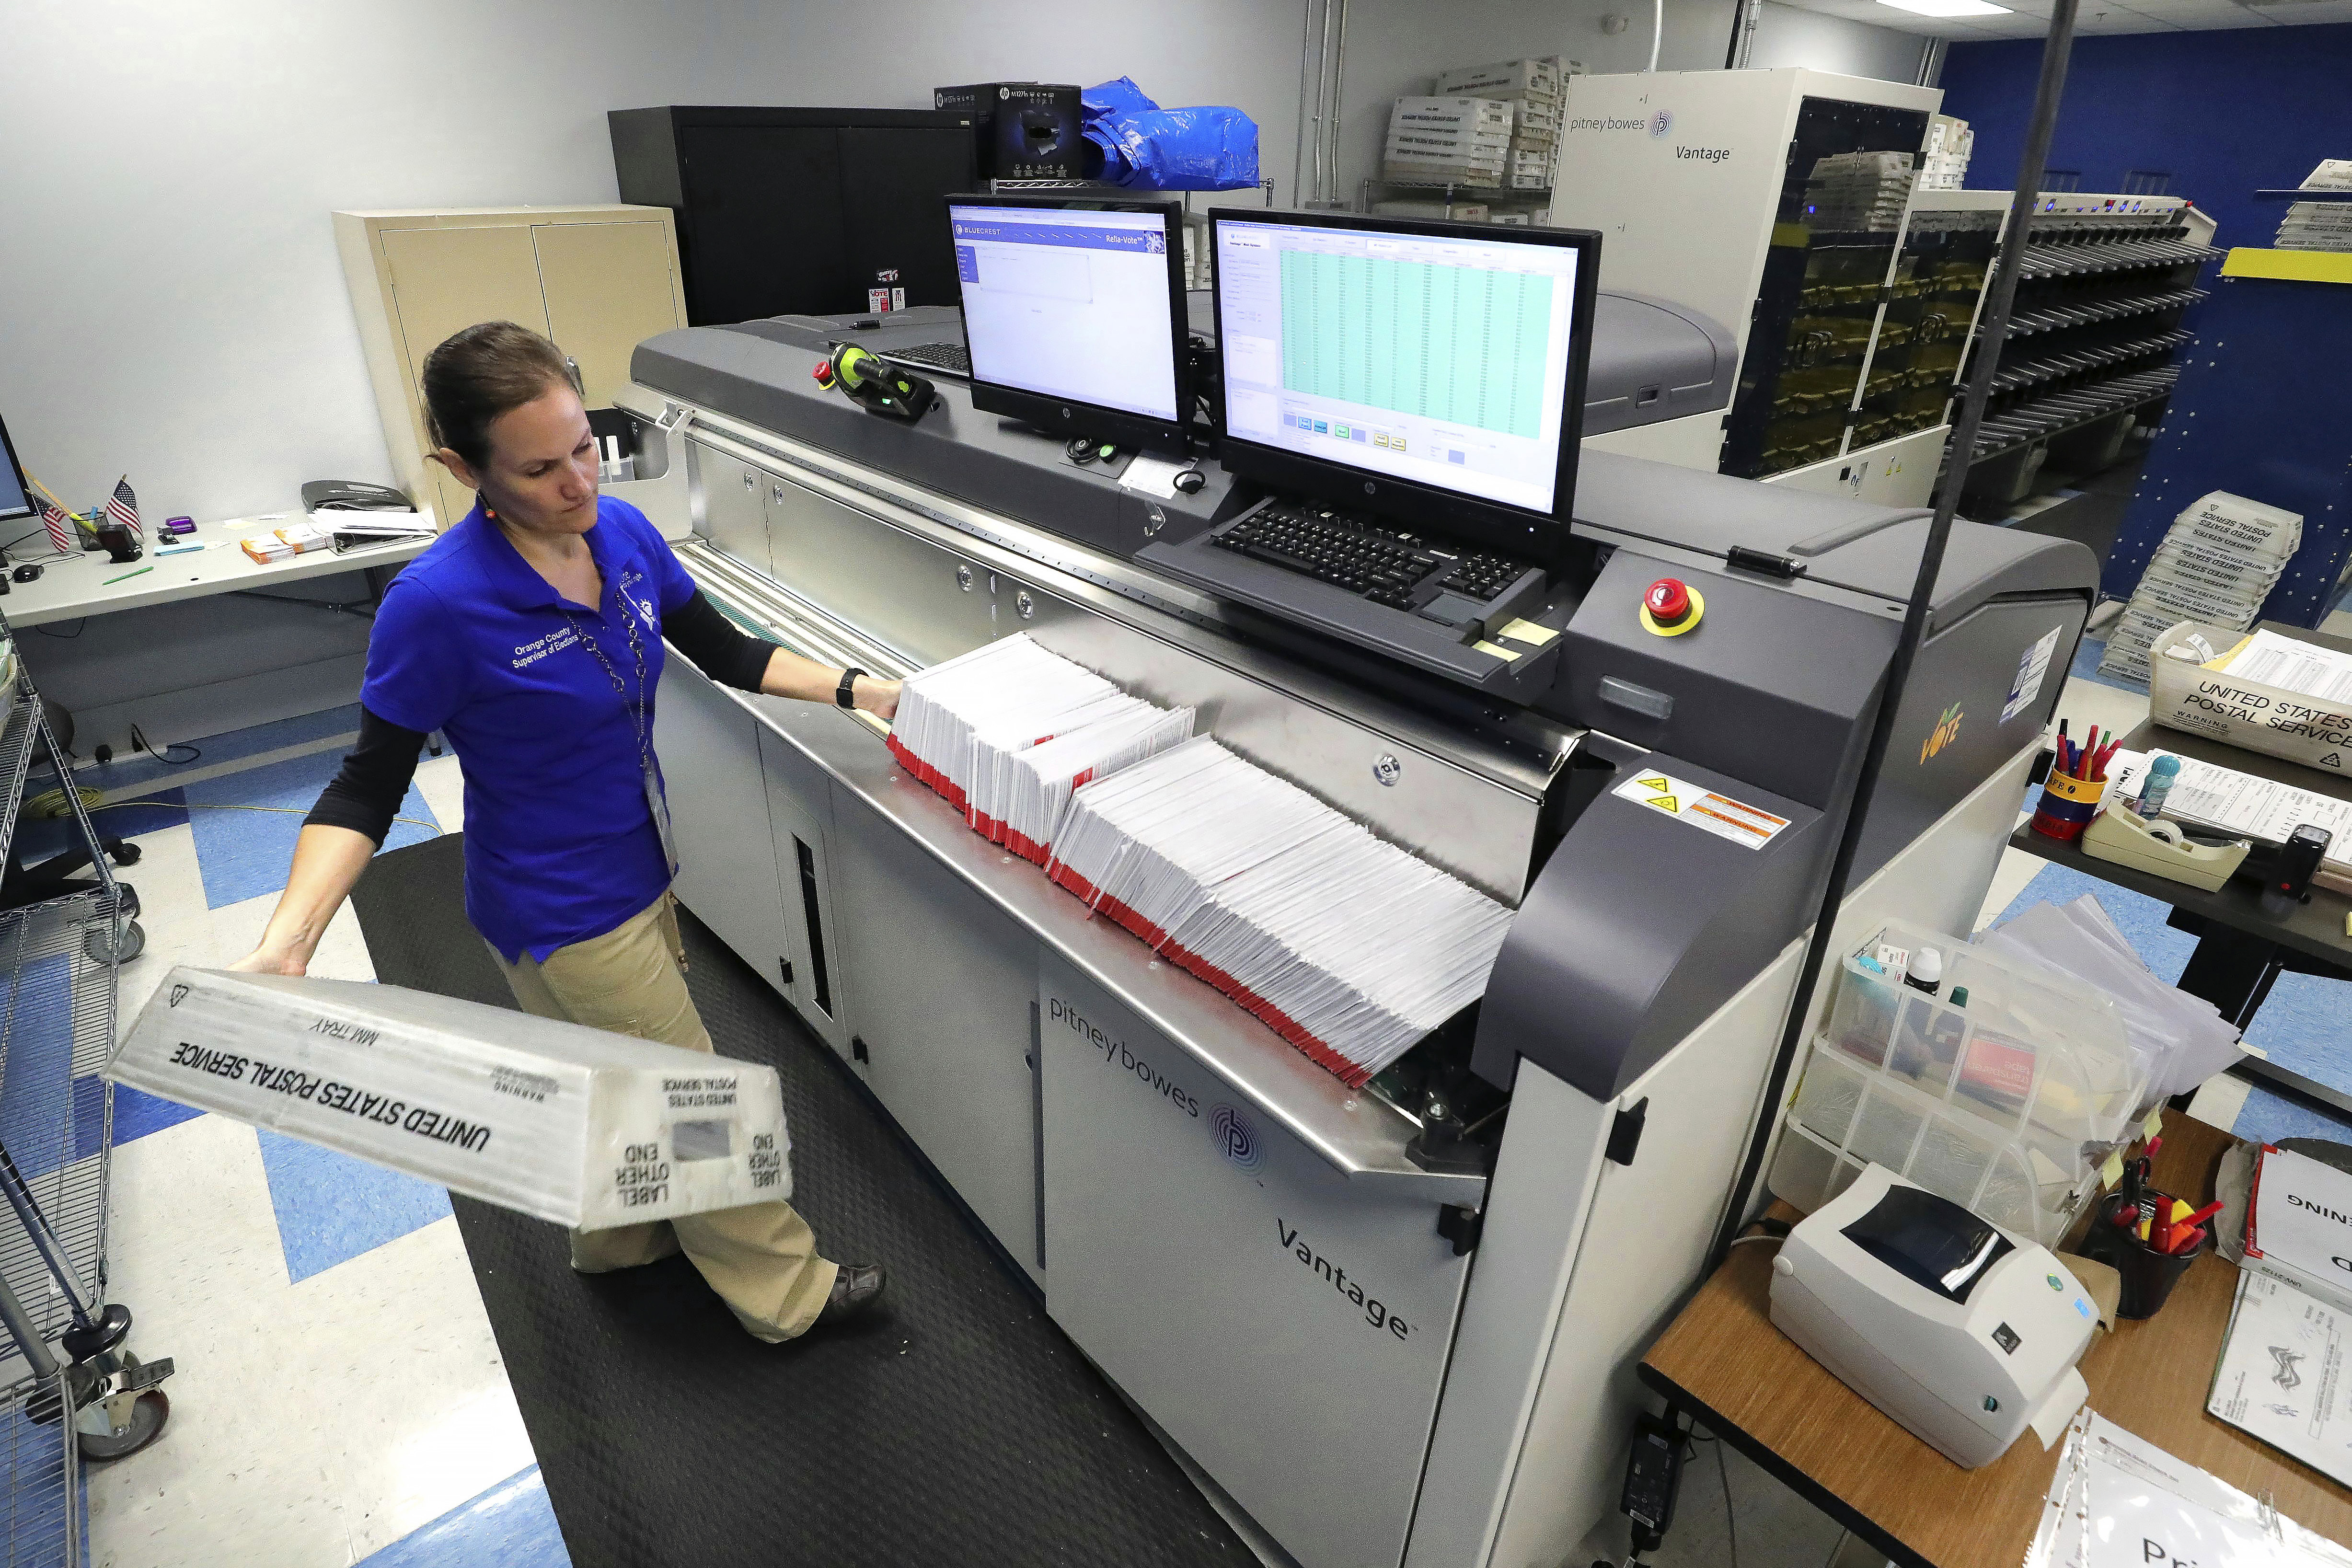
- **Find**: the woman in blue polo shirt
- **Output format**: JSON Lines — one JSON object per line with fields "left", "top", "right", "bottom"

{"left": 232, "top": 321, "right": 895, "bottom": 1342}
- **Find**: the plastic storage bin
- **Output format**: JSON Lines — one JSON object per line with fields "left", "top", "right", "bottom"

{"left": 1768, "top": 919, "right": 2146, "bottom": 1245}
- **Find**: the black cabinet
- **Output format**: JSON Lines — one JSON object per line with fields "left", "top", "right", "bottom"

{"left": 610, "top": 106, "right": 977, "bottom": 326}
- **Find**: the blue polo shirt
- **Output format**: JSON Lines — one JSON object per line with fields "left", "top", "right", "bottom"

{"left": 362, "top": 497, "right": 698, "bottom": 963}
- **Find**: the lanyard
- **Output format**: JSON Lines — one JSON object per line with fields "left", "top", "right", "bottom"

{"left": 560, "top": 596, "right": 680, "bottom": 877}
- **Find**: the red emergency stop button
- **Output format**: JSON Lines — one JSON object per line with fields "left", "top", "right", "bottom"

{"left": 1639, "top": 576, "right": 1705, "bottom": 637}
{"left": 811, "top": 360, "right": 835, "bottom": 386}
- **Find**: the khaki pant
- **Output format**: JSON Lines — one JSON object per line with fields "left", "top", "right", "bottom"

{"left": 493, "top": 895, "right": 838, "bottom": 1342}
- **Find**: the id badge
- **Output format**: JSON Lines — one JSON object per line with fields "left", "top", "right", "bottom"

{"left": 645, "top": 758, "right": 680, "bottom": 877}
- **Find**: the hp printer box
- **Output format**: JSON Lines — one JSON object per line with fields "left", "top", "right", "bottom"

{"left": 2243, "top": 1145, "right": 2352, "bottom": 1314}
{"left": 107, "top": 967, "right": 792, "bottom": 1230}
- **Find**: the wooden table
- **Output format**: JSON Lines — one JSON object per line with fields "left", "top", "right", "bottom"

{"left": 1641, "top": 1111, "right": 2352, "bottom": 1568}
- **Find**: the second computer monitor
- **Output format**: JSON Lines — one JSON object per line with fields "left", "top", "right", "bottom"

{"left": 1210, "top": 210, "right": 1598, "bottom": 563}
{"left": 949, "top": 196, "right": 1191, "bottom": 453}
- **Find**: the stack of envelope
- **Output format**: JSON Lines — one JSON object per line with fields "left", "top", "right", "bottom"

{"left": 1046, "top": 738, "right": 1514, "bottom": 1085}
{"left": 886, "top": 635, "right": 1194, "bottom": 863}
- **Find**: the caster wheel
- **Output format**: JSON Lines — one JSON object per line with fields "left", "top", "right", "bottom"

{"left": 78, "top": 1389, "right": 168, "bottom": 1462}
{"left": 111, "top": 842, "right": 142, "bottom": 868}
{"left": 86, "top": 921, "right": 144, "bottom": 965}
{"left": 115, "top": 883, "right": 141, "bottom": 919}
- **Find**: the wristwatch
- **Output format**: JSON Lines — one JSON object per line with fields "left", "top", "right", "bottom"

{"left": 836, "top": 667, "right": 865, "bottom": 710}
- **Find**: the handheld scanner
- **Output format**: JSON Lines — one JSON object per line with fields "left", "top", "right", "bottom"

{"left": 812, "top": 344, "right": 934, "bottom": 423}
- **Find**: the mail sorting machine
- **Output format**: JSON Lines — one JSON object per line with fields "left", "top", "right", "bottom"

{"left": 612, "top": 315, "right": 2094, "bottom": 1568}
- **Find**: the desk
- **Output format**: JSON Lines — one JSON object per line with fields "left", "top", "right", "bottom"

{"left": 1640, "top": 1112, "right": 2352, "bottom": 1568}
{"left": 2006, "top": 699, "right": 2352, "bottom": 1117}
{"left": 0, "top": 519, "right": 432, "bottom": 629}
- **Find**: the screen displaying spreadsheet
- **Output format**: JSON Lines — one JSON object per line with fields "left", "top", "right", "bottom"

{"left": 1212, "top": 218, "right": 1585, "bottom": 514}
{"left": 950, "top": 203, "right": 1182, "bottom": 423}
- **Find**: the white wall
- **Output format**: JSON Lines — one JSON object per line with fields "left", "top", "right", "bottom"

{"left": 1747, "top": 2, "right": 1930, "bottom": 82}
{"left": 1, "top": 0, "right": 1305, "bottom": 524}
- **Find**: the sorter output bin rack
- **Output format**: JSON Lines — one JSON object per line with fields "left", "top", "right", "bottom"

{"left": 1770, "top": 919, "right": 2147, "bottom": 1245}
{"left": 1964, "top": 196, "right": 2219, "bottom": 509}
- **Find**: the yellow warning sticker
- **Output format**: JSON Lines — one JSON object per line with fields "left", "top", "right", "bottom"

{"left": 1611, "top": 770, "right": 1792, "bottom": 850}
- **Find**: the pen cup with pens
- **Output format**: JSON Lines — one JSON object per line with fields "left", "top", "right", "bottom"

{"left": 2076, "top": 1153, "right": 2218, "bottom": 1318}
{"left": 2030, "top": 725, "right": 2118, "bottom": 843}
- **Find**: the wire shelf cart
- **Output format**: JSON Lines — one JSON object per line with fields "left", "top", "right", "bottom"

{"left": 0, "top": 612, "right": 172, "bottom": 1565}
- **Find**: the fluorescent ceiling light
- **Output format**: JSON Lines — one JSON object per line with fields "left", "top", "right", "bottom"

{"left": 1877, "top": 0, "right": 2014, "bottom": 14}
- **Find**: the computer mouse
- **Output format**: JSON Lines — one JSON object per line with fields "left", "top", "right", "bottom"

{"left": 1173, "top": 468, "right": 1207, "bottom": 495}
{"left": 12, "top": 564, "right": 41, "bottom": 583}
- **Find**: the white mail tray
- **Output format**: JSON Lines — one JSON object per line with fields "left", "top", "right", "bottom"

{"left": 107, "top": 968, "right": 791, "bottom": 1230}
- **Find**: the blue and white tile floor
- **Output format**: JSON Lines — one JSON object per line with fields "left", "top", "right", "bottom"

{"left": 73, "top": 741, "right": 571, "bottom": 1568}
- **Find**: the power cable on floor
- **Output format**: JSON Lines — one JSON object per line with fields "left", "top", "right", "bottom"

{"left": 127, "top": 724, "right": 200, "bottom": 766}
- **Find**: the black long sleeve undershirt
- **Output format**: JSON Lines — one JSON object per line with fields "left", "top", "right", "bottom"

{"left": 303, "top": 589, "right": 784, "bottom": 843}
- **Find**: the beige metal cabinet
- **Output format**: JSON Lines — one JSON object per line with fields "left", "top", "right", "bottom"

{"left": 334, "top": 205, "right": 688, "bottom": 530}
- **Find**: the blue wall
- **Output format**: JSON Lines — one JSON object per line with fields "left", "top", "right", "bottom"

{"left": 1938, "top": 23, "right": 2352, "bottom": 248}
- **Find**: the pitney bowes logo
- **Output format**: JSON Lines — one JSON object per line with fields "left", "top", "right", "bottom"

{"left": 1920, "top": 702, "right": 1964, "bottom": 763}
{"left": 168, "top": 984, "right": 189, "bottom": 1007}
{"left": 1649, "top": 109, "right": 1673, "bottom": 138}
{"left": 1211, "top": 1103, "right": 1265, "bottom": 1172}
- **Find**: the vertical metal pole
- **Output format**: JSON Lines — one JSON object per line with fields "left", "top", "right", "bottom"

{"left": 1322, "top": 0, "right": 1351, "bottom": 207}
{"left": 0, "top": 1143, "right": 94, "bottom": 1322}
{"left": 0, "top": 1272, "right": 60, "bottom": 1385}
{"left": 1292, "top": 0, "right": 1318, "bottom": 208}
{"left": 1707, "top": 0, "right": 2083, "bottom": 1269}
{"left": 1311, "top": 0, "right": 1339, "bottom": 205}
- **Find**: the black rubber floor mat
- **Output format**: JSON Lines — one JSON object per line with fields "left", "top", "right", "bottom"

{"left": 351, "top": 834, "right": 1248, "bottom": 1568}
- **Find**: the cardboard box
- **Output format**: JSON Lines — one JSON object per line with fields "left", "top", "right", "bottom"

{"left": 2147, "top": 618, "right": 2352, "bottom": 772}
{"left": 1433, "top": 57, "right": 1563, "bottom": 97}
{"left": 108, "top": 967, "right": 793, "bottom": 1230}
{"left": 2243, "top": 1145, "right": 2352, "bottom": 1315}
{"left": 935, "top": 82, "right": 1087, "bottom": 181}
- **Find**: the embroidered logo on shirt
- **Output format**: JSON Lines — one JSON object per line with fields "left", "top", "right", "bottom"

{"left": 512, "top": 628, "right": 581, "bottom": 670}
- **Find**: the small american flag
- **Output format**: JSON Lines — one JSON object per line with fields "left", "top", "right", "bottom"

{"left": 106, "top": 476, "right": 141, "bottom": 538}
{"left": 39, "top": 502, "right": 74, "bottom": 555}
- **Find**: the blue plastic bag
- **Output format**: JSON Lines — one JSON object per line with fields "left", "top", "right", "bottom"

{"left": 1081, "top": 77, "right": 1260, "bottom": 192}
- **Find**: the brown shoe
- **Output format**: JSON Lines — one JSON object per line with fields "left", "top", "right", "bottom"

{"left": 817, "top": 1262, "right": 888, "bottom": 1325}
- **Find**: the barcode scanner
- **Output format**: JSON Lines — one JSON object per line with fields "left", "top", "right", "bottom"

{"left": 812, "top": 344, "right": 934, "bottom": 424}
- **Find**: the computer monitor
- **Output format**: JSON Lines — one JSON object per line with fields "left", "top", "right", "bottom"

{"left": 1208, "top": 210, "right": 1599, "bottom": 566}
{"left": 947, "top": 195, "right": 1191, "bottom": 454}
{"left": 0, "top": 410, "right": 31, "bottom": 528}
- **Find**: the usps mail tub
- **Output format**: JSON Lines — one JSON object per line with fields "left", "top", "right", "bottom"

{"left": 108, "top": 968, "right": 790, "bottom": 1229}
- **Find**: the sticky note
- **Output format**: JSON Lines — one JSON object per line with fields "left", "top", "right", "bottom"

{"left": 1473, "top": 639, "right": 1521, "bottom": 661}
{"left": 1498, "top": 618, "right": 1559, "bottom": 647}
{"left": 2100, "top": 1150, "right": 2125, "bottom": 1189}
{"left": 2143, "top": 1104, "right": 2166, "bottom": 1140}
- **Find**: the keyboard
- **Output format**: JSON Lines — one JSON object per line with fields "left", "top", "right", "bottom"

{"left": 877, "top": 342, "right": 970, "bottom": 377}
{"left": 1210, "top": 501, "right": 1536, "bottom": 617}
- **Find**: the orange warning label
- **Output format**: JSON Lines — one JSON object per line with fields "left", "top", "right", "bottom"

{"left": 1612, "top": 771, "right": 1792, "bottom": 850}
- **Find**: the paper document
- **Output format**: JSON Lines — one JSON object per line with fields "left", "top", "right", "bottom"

{"left": 2107, "top": 749, "right": 2352, "bottom": 874}
{"left": 2028, "top": 1410, "right": 2352, "bottom": 1567}
{"left": 2209, "top": 1271, "right": 2352, "bottom": 1488}
{"left": 2222, "top": 630, "right": 2352, "bottom": 706}
{"left": 1115, "top": 454, "right": 1187, "bottom": 500}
